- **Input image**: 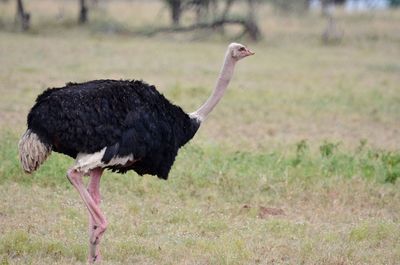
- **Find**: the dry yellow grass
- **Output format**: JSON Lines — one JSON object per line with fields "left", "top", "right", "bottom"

{"left": 0, "top": 1, "right": 400, "bottom": 264}
{"left": 1, "top": 0, "right": 399, "bottom": 150}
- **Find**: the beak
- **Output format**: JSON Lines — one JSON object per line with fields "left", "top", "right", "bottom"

{"left": 245, "top": 48, "right": 255, "bottom": 56}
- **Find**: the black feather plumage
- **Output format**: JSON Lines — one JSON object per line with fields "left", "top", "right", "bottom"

{"left": 27, "top": 79, "right": 200, "bottom": 179}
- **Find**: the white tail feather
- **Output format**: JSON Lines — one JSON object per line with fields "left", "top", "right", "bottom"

{"left": 18, "top": 129, "right": 52, "bottom": 173}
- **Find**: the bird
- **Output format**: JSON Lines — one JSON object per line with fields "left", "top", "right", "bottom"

{"left": 18, "top": 43, "right": 254, "bottom": 263}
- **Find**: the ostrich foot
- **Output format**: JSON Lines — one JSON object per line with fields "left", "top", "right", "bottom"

{"left": 89, "top": 223, "right": 107, "bottom": 245}
{"left": 88, "top": 224, "right": 107, "bottom": 263}
{"left": 88, "top": 246, "right": 101, "bottom": 264}
{"left": 88, "top": 218, "right": 106, "bottom": 263}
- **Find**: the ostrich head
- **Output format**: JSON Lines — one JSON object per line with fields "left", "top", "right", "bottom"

{"left": 229, "top": 43, "right": 255, "bottom": 60}
{"left": 190, "top": 42, "right": 254, "bottom": 122}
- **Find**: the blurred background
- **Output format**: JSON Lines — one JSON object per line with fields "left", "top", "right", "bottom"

{"left": 1, "top": 1, "right": 400, "bottom": 264}
{"left": 0, "top": 0, "right": 399, "bottom": 150}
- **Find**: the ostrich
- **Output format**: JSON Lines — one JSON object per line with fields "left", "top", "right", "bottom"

{"left": 18, "top": 43, "right": 254, "bottom": 263}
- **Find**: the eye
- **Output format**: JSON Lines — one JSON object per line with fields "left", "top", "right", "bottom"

{"left": 238, "top": 47, "right": 246, "bottom": 52}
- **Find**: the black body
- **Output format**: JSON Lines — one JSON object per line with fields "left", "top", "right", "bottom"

{"left": 27, "top": 79, "right": 200, "bottom": 179}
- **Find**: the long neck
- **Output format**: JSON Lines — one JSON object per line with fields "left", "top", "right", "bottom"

{"left": 190, "top": 50, "right": 237, "bottom": 122}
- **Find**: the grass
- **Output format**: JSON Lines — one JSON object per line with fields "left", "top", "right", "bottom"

{"left": 1, "top": 0, "right": 400, "bottom": 264}
{"left": 1, "top": 134, "right": 400, "bottom": 264}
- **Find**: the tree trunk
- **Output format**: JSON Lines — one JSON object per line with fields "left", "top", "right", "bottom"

{"left": 247, "top": 0, "right": 261, "bottom": 41}
{"left": 169, "top": 0, "right": 182, "bottom": 26}
{"left": 16, "top": 0, "right": 30, "bottom": 31}
{"left": 79, "top": 0, "right": 88, "bottom": 24}
{"left": 321, "top": 0, "right": 335, "bottom": 15}
{"left": 321, "top": 1, "right": 343, "bottom": 44}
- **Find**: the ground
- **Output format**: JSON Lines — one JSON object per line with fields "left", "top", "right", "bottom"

{"left": 0, "top": 1, "right": 400, "bottom": 264}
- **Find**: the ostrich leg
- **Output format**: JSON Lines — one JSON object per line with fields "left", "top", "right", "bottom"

{"left": 67, "top": 168, "right": 108, "bottom": 264}
{"left": 87, "top": 167, "right": 105, "bottom": 262}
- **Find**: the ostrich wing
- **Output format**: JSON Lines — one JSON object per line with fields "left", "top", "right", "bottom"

{"left": 27, "top": 79, "right": 199, "bottom": 179}
{"left": 28, "top": 80, "right": 164, "bottom": 156}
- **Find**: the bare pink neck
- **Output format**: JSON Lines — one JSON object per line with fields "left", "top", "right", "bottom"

{"left": 190, "top": 51, "right": 236, "bottom": 122}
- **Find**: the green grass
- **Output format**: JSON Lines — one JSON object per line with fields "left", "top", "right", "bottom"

{"left": 1, "top": 133, "right": 400, "bottom": 264}
{"left": 1, "top": 1, "right": 400, "bottom": 264}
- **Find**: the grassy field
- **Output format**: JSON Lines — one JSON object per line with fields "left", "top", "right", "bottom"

{"left": 1, "top": 1, "right": 400, "bottom": 264}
